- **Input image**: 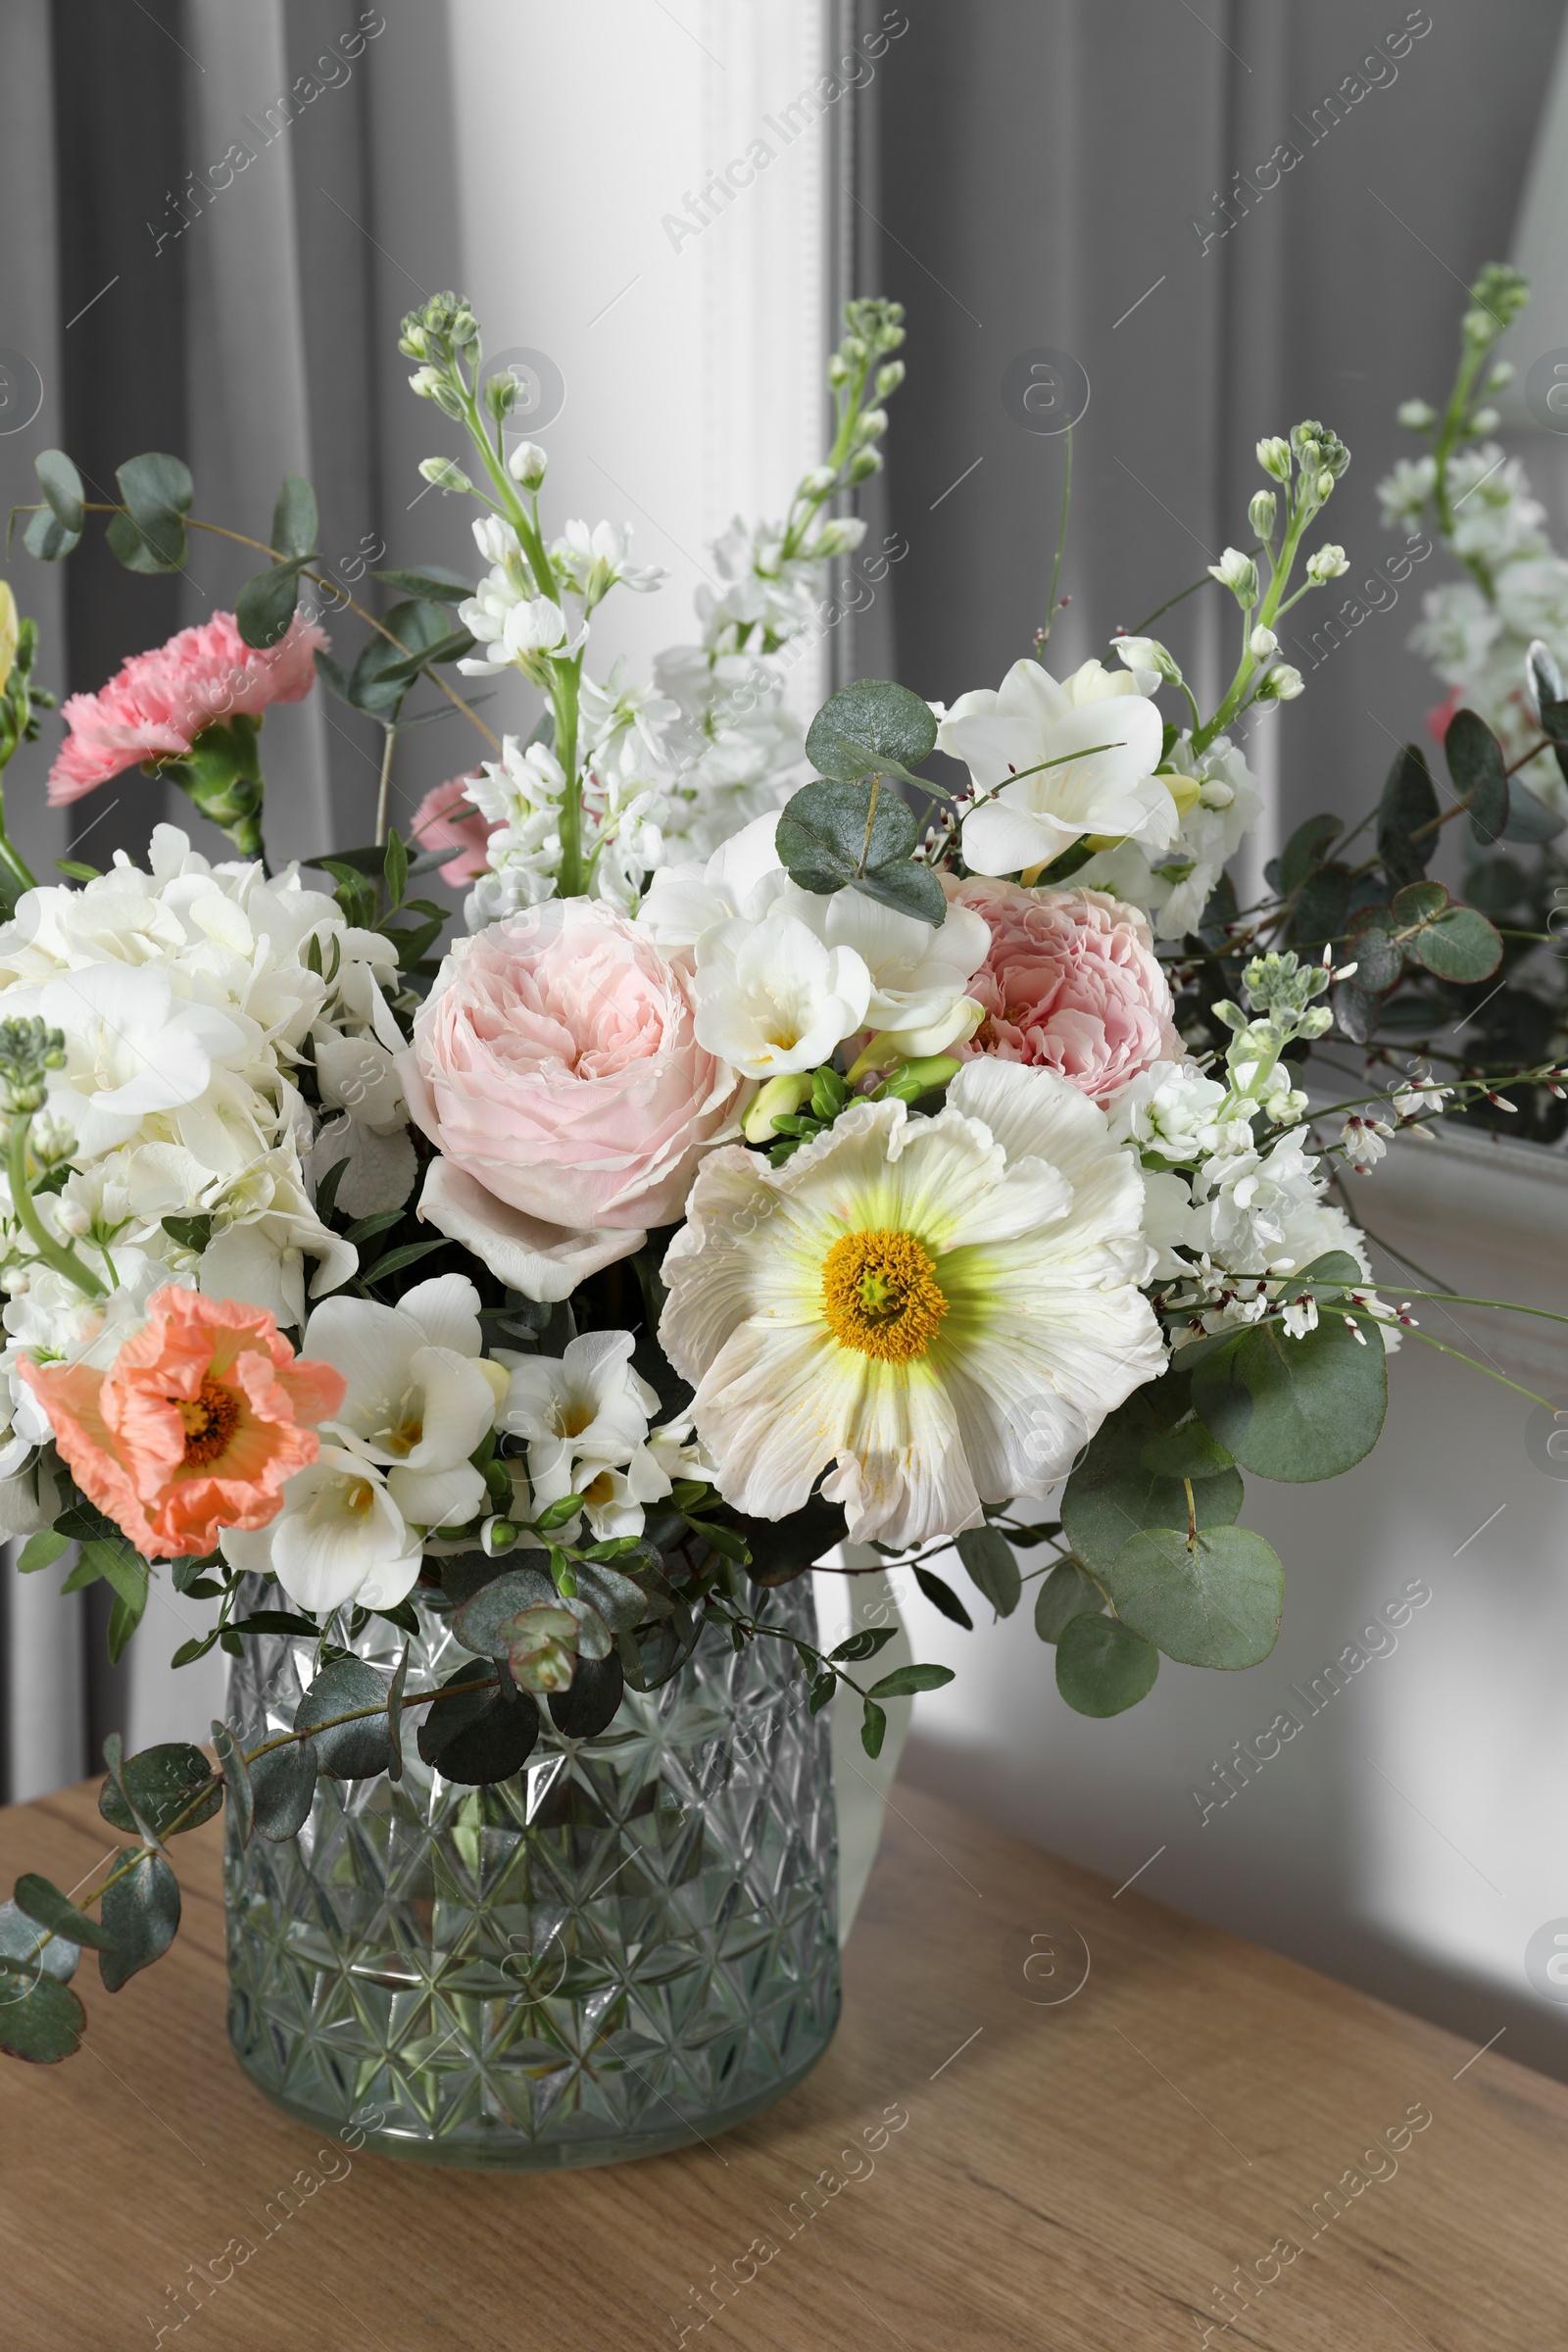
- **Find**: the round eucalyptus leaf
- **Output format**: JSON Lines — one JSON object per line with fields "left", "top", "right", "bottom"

{"left": 1111, "top": 1524, "right": 1284, "bottom": 1668}
{"left": 1192, "top": 1312, "right": 1387, "bottom": 1484}
{"left": 1055, "top": 1615, "right": 1159, "bottom": 1717}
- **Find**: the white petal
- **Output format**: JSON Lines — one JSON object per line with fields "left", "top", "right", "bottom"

{"left": 399, "top": 1272, "right": 484, "bottom": 1356}
{"left": 416, "top": 1160, "right": 643, "bottom": 1301}
{"left": 389, "top": 1459, "right": 486, "bottom": 1528}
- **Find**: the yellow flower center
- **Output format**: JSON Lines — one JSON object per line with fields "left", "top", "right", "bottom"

{"left": 820, "top": 1228, "right": 948, "bottom": 1362}
{"left": 176, "top": 1377, "right": 240, "bottom": 1467}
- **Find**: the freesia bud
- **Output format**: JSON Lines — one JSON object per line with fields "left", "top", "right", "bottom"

{"left": 743, "top": 1071, "right": 814, "bottom": 1145}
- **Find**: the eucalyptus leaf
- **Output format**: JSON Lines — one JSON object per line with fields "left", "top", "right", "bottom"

{"left": 1060, "top": 1380, "right": 1244, "bottom": 1576}
{"left": 1192, "top": 1310, "right": 1387, "bottom": 1483}
{"left": 294, "top": 1657, "right": 392, "bottom": 1779}
{"left": 1376, "top": 745, "right": 1439, "bottom": 886}
{"left": 1500, "top": 777, "right": 1564, "bottom": 844}
{"left": 0, "top": 1973, "right": 85, "bottom": 2063}
{"left": 23, "top": 507, "right": 79, "bottom": 561}
{"left": 1033, "top": 1561, "right": 1104, "bottom": 1643}
{"left": 547, "top": 1649, "right": 626, "bottom": 1739}
{"left": 1110, "top": 1524, "right": 1284, "bottom": 1668}
{"left": 34, "top": 447, "right": 85, "bottom": 533}
{"left": 1444, "top": 707, "right": 1507, "bottom": 843}
{"left": 270, "top": 472, "right": 318, "bottom": 560}
{"left": 775, "top": 776, "right": 946, "bottom": 923}
{"left": 249, "top": 1737, "right": 318, "bottom": 1841}
{"left": 1138, "top": 1421, "right": 1235, "bottom": 1481}
{"left": 99, "top": 1742, "right": 220, "bottom": 1839}
{"left": 1054, "top": 1614, "right": 1159, "bottom": 1717}
{"left": 114, "top": 452, "right": 192, "bottom": 570}
{"left": 417, "top": 1665, "right": 540, "bottom": 1783}
{"left": 0, "top": 1895, "right": 79, "bottom": 1983}
{"left": 1409, "top": 905, "right": 1502, "bottom": 983}
{"left": 806, "top": 677, "right": 937, "bottom": 783}
{"left": 210, "top": 1721, "right": 254, "bottom": 1848}
{"left": 236, "top": 558, "right": 308, "bottom": 651}
{"left": 13, "top": 1874, "right": 117, "bottom": 1954}
{"left": 1279, "top": 812, "right": 1342, "bottom": 897}
{"left": 99, "top": 1849, "right": 180, "bottom": 1990}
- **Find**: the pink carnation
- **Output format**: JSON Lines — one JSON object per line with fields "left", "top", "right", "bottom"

{"left": 948, "top": 875, "right": 1179, "bottom": 1106}
{"left": 48, "top": 609, "right": 329, "bottom": 805}
{"left": 402, "top": 899, "right": 748, "bottom": 1270}
{"left": 410, "top": 774, "right": 500, "bottom": 885}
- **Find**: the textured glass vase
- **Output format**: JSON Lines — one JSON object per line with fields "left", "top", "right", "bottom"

{"left": 223, "top": 1578, "right": 839, "bottom": 2170}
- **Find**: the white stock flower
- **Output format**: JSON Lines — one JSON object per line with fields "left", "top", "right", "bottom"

{"left": 1304, "top": 545, "right": 1349, "bottom": 583}
{"left": 24, "top": 964, "right": 245, "bottom": 1158}
{"left": 552, "top": 519, "right": 666, "bottom": 603}
{"left": 1075, "top": 732, "right": 1262, "bottom": 941}
{"left": 498, "top": 1329, "right": 668, "bottom": 1537}
{"left": 940, "top": 658, "right": 1174, "bottom": 875}
{"left": 692, "top": 908, "right": 871, "bottom": 1079}
{"left": 303, "top": 1275, "right": 503, "bottom": 1534}
{"left": 1106, "top": 1060, "right": 1252, "bottom": 1164}
{"left": 660, "top": 1057, "right": 1162, "bottom": 1546}
{"left": 1186, "top": 1127, "right": 1368, "bottom": 1278}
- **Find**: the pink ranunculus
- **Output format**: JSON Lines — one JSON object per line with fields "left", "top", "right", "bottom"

{"left": 401, "top": 900, "right": 750, "bottom": 1277}
{"left": 410, "top": 774, "right": 499, "bottom": 885}
{"left": 20, "top": 1286, "right": 345, "bottom": 1562}
{"left": 48, "top": 610, "right": 329, "bottom": 805}
{"left": 948, "top": 875, "right": 1179, "bottom": 1106}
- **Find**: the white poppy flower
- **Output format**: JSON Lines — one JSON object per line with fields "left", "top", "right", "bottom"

{"left": 693, "top": 909, "right": 870, "bottom": 1079}
{"left": 660, "top": 1057, "right": 1164, "bottom": 1547}
{"left": 221, "top": 1448, "right": 423, "bottom": 1616}
{"left": 302, "top": 1284, "right": 500, "bottom": 1532}
{"left": 939, "top": 657, "right": 1174, "bottom": 876}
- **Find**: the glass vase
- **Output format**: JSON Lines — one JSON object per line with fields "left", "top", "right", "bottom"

{"left": 222, "top": 1576, "right": 839, "bottom": 2171}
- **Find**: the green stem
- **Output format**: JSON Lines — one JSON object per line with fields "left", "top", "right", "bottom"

{"left": 374, "top": 725, "right": 395, "bottom": 849}
{"left": 1037, "top": 420, "right": 1072, "bottom": 651}
{"left": 7, "top": 1111, "right": 106, "bottom": 1297}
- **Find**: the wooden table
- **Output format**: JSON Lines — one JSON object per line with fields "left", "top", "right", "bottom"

{"left": 2, "top": 1779, "right": 1564, "bottom": 2351}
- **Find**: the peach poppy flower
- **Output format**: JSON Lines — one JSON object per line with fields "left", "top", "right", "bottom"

{"left": 22, "top": 1287, "right": 345, "bottom": 1561}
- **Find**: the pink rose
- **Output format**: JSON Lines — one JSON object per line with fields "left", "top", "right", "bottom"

{"left": 402, "top": 901, "right": 748, "bottom": 1296}
{"left": 410, "top": 774, "right": 500, "bottom": 886}
{"left": 948, "top": 875, "right": 1178, "bottom": 1105}
{"left": 48, "top": 610, "right": 328, "bottom": 804}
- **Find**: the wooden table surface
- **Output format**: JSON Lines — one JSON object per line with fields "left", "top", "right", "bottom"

{"left": 2, "top": 1777, "right": 1564, "bottom": 2352}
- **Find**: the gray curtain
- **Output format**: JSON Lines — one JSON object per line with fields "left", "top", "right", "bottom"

{"left": 0, "top": 0, "right": 470, "bottom": 1799}
{"left": 863, "top": 0, "right": 1567, "bottom": 875}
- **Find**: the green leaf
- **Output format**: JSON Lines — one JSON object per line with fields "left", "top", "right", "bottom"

{"left": 1376, "top": 746, "right": 1440, "bottom": 887}
{"left": 1444, "top": 707, "right": 1507, "bottom": 843}
{"left": 547, "top": 1649, "right": 625, "bottom": 1739}
{"left": 17, "top": 1531, "right": 67, "bottom": 1575}
{"left": 160, "top": 1211, "right": 214, "bottom": 1253}
{"left": 114, "top": 452, "right": 192, "bottom": 571}
{"left": 14, "top": 1874, "right": 117, "bottom": 1952}
{"left": 417, "top": 1665, "right": 541, "bottom": 1783}
{"left": 1192, "top": 1311, "right": 1388, "bottom": 1483}
{"left": 0, "top": 1973, "right": 85, "bottom": 2063}
{"left": 1033, "top": 1561, "right": 1104, "bottom": 1643}
{"left": 1410, "top": 905, "right": 1502, "bottom": 983}
{"left": 0, "top": 1894, "right": 80, "bottom": 1983}
{"left": 1292, "top": 860, "right": 1350, "bottom": 948}
{"left": 171, "top": 1632, "right": 220, "bottom": 1669}
{"left": 368, "top": 564, "right": 472, "bottom": 604}
{"left": 1345, "top": 915, "right": 1402, "bottom": 997}
{"left": 955, "top": 1526, "right": 1021, "bottom": 1618}
{"left": 270, "top": 472, "right": 318, "bottom": 561}
{"left": 912, "top": 1565, "right": 973, "bottom": 1629}
{"left": 775, "top": 775, "right": 946, "bottom": 923}
{"left": 1138, "top": 1421, "right": 1235, "bottom": 1480}
{"left": 99, "top": 1742, "right": 220, "bottom": 1840}
{"left": 806, "top": 677, "right": 938, "bottom": 784}
{"left": 1332, "top": 976, "right": 1386, "bottom": 1047}
{"left": 1279, "top": 812, "right": 1343, "bottom": 896}
{"left": 34, "top": 448, "right": 85, "bottom": 533}
{"left": 1110, "top": 1524, "right": 1284, "bottom": 1668}
{"left": 867, "top": 1662, "right": 956, "bottom": 1699}
{"left": 1055, "top": 1614, "right": 1159, "bottom": 1717}
{"left": 383, "top": 826, "right": 409, "bottom": 910}
{"left": 295, "top": 1657, "right": 391, "bottom": 1778}
{"left": 98, "top": 1849, "right": 180, "bottom": 1991}
{"left": 860, "top": 1697, "right": 889, "bottom": 1758}
{"left": 1500, "top": 778, "right": 1565, "bottom": 844}
{"left": 228, "top": 1609, "right": 319, "bottom": 1638}
{"left": 1392, "top": 878, "right": 1448, "bottom": 927}
{"left": 248, "top": 1738, "right": 318, "bottom": 1841}
{"left": 23, "top": 507, "right": 79, "bottom": 561}
{"left": 210, "top": 1721, "right": 254, "bottom": 1847}
{"left": 830, "top": 1626, "right": 900, "bottom": 1663}
{"left": 1060, "top": 1381, "right": 1244, "bottom": 1576}
{"left": 386, "top": 1644, "right": 409, "bottom": 1784}
{"left": 104, "top": 509, "right": 167, "bottom": 573}
{"left": 236, "top": 558, "right": 309, "bottom": 650}
{"left": 356, "top": 1238, "right": 448, "bottom": 1287}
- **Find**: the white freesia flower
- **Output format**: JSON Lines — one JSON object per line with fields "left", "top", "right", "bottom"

{"left": 302, "top": 1276, "right": 503, "bottom": 1533}
{"left": 638, "top": 812, "right": 785, "bottom": 952}
{"left": 221, "top": 1448, "right": 423, "bottom": 1616}
{"left": 692, "top": 908, "right": 871, "bottom": 1079}
{"left": 498, "top": 1329, "right": 669, "bottom": 1538}
{"left": 659, "top": 1057, "right": 1163, "bottom": 1546}
{"left": 1076, "top": 731, "right": 1262, "bottom": 940}
{"left": 770, "top": 881, "right": 989, "bottom": 1058}
{"left": 939, "top": 658, "right": 1175, "bottom": 875}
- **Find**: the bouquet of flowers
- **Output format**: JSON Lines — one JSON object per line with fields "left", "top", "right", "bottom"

{"left": 0, "top": 287, "right": 1558, "bottom": 2071}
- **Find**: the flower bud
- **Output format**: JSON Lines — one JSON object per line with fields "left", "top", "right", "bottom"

{"left": 802, "top": 465, "right": 838, "bottom": 495}
{"left": 853, "top": 408, "right": 889, "bottom": 447}
{"left": 407, "top": 365, "right": 444, "bottom": 400}
{"left": 1469, "top": 405, "right": 1500, "bottom": 434}
{"left": 485, "top": 370, "right": 519, "bottom": 421}
{"left": 743, "top": 1071, "right": 814, "bottom": 1145}
{"left": 1259, "top": 663, "right": 1304, "bottom": 701}
{"left": 1305, "top": 543, "right": 1348, "bottom": 583}
{"left": 1250, "top": 624, "right": 1278, "bottom": 661}
{"left": 1249, "top": 489, "right": 1277, "bottom": 538}
{"left": 875, "top": 360, "right": 906, "bottom": 396}
{"left": 508, "top": 439, "right": 548, "bottom": 488}
{"left": 1208, "top": 547, "right": 1259, "bottom": 605}
{"left": 827, "top": 354, "right": 852, "bottom": 387}
{"left": 848, "top": 447, "right": 883, "bottom": 483}
{"left": 1488, "top": 361, "right": 1516, "bottom": 390}
{"left": 1256, "top": 435, "right": 1291, "bottom": 481}
{"left": 419, "top": 456, "right": 473, "bottom": 494}
{"left": 1396, "top": 399, "right": 1436, "bottom": 430}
